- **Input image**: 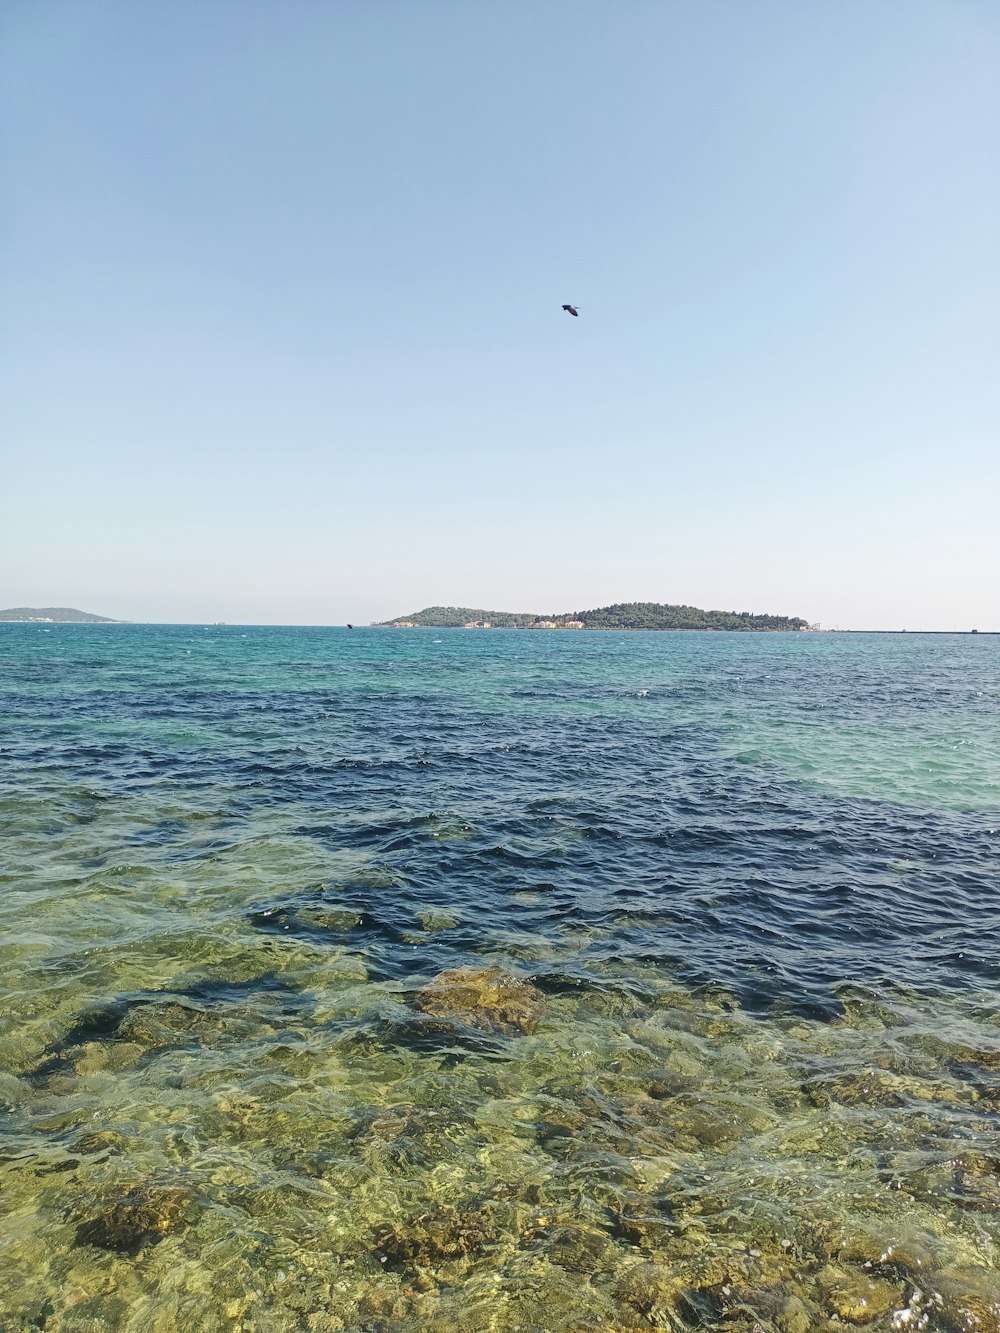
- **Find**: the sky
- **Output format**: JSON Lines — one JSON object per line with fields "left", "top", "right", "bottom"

{"left": 2, "top": 1, "right": 998, "bottom": 629}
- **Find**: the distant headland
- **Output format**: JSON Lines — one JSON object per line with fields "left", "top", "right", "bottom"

{"left": 0, "top": 607, "right": 118, "bottom": 623}
{"left": 377, "top": 602, "right": 811, "bottom": 632}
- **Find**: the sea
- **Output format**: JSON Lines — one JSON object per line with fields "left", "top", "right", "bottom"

{"left": 1, "top": 623, "right": 999, "bottom": 1332}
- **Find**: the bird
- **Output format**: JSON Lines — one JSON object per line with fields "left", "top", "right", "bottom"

{"left": 561, "top": 304, "right": 579, "bottom": 317}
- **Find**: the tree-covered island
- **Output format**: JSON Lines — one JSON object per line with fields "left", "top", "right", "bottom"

{"left": 0, "top": 607, "right": 118, "bottom": 623}
{"left": 378, "top": 603, "right": 810, "bottom": 631}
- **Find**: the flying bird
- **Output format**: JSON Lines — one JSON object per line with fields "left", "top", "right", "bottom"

{"left": 561, "top": 304, "right": 579, "bottom": 317}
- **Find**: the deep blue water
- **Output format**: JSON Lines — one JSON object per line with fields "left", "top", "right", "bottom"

{"left": 4, "top": 625, "right": 998, "bottom": 1013}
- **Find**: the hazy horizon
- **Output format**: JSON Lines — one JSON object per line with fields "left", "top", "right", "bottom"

{"left": 1, "top": 601, "right": 996, "bottom": 633}
{"left": 3, "top": 2, "right": 998, "bottom": 632}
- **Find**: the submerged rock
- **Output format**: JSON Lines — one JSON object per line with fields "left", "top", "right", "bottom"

{"left": 118, "top": 999, "right": 247, "bottom": 1049}
{"left": 410, "top": 966, "right": 546, "bottom": 1036}
{"left": 832, "top": 984, "right": 911, "bottom": 1032}
{"left": 643, "top": 1069, "right": 701, "bottom": 1100}
{"left": 816, "top": 1263, "right": 902, "bottom": 1324}
{"left": 372, "top": 1203, "right": 500, "bottom": 1269}
{"left": 692, "top": 1245, "right": 794, "bottom": 1298}
{"left": 777, "top": 1292, "right": 823, "bottom": 1333}
{"left": 616, "top": 1262, "right": 684, "bottom": 1321}
{"left": 934, "top": 1268, "right": 1000, "bottom": 1333}
{"left": 835, "top": 1226, "right": 937, "bottom": 1278}
{"left": 351, "top": 1102, "right": 474, "bottom": 1171}
{"left": 414, "top": 908, "right": 461, "bottom": 932}
{"left": 904, "top": 1151, "right": 1000, "bottom": 1211}
{"left": 353, "top": 1280, "right": 410, "bottom": 1325}
{"left": 71, "top": 1129, "right": 129, "bottom": 1157}
{"left": 72, "top": 1183, "right": 193, "bottom": 1257}
{"left": 805, "top": 1070, "right": 908, "bottom": 1108}
{"left": 616, "top": 1261, "right": 721, "bottom": 1327}
{"left": 806, "top": 1065, "right": 969, "bottom": 1111}
{"left": 607, "top": 1193, "right": 677, "bottom": 1249}
{"left": 530, "top": 1223, "right": 611, "bottom": 1273}
{"left": 72, "top": 1040, "right": 145, "bottom": 1076}
{"left": 667, "top": 1099, "right": 752, "bottom": 1149}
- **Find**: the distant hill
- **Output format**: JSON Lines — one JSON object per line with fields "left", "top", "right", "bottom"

{"left": 378, "top": 602, "right": 810, "bottom": 632}
{"left": 0, "top": 607, "right": 118, "bottom": 623}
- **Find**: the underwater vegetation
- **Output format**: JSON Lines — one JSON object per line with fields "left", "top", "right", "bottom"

{"left": 3, "top": 950, "right": 1000, "bottom": 1332}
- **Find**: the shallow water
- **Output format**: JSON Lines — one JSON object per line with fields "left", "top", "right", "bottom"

{"left": 1, "top": 624, "right": 999, "bottom": 1332}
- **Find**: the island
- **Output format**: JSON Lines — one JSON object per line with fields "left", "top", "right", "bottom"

{"left": 377, "top": 602, "right": 810, "bottom": 632}
{"left": 0, "top": 607, "right": 119, "bottom": 623}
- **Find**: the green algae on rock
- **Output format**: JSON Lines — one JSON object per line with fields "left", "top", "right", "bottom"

{"left": 410, "top": 966, "right": 547, "bottom": 1035}
{"left": 531, "top": 1222, "right": 612, "bottom": 1274}
{"left": 414, "top": 907, "right": 462, "bottom": 932}
{"left": 372, "top": 1202, "right": 501, "bottom": 1269}
{"left": 816, "top": 1263, "right": 903, "bottom": 1324}
{"left": 615, "top": 1260, "right": 724, "bottom": 1327}
{"left": 933, "top": 1268, "right": 1000, "bottom": 1333}
{"left": 72, "top": 1182, "right": 194, "bottom": 1257}
{"left": 351, "top": 1101, "right": 477, "bottom": 1173}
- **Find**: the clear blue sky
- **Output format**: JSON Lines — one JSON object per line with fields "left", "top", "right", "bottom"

{"left": 3, "top": 1, "right": 998, "bottom": 628}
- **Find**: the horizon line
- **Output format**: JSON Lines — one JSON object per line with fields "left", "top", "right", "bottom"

{"left": 1, "top": 621, "right": 996, "bottom": 635}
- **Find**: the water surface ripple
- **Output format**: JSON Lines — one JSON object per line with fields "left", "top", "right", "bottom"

{"left": 1, "top": 626, "right": 999, "bottom": 1332}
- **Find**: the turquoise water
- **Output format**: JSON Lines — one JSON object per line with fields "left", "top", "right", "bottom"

{"left": 1, "top": 625, "right": 999, "bottom": 1332}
